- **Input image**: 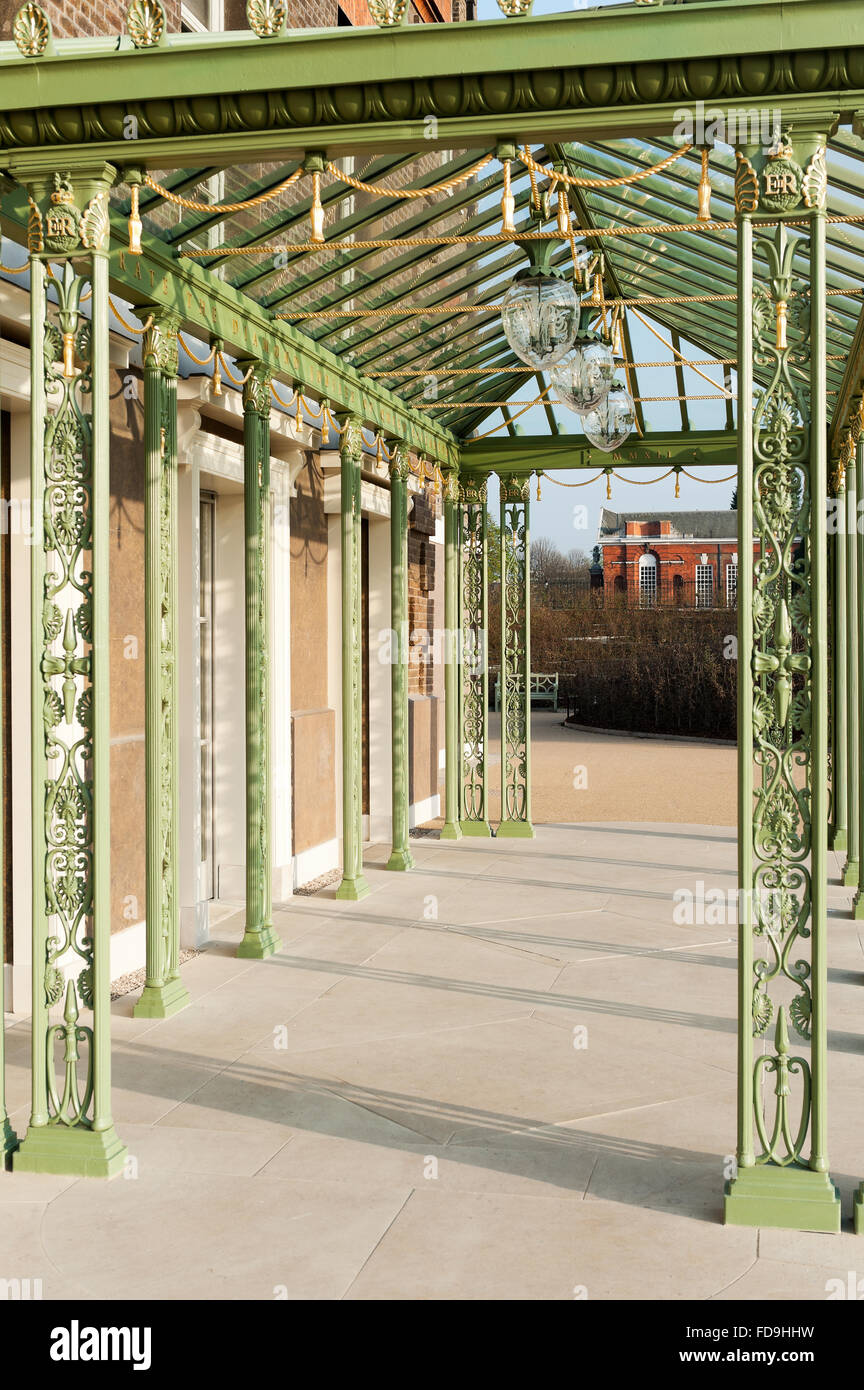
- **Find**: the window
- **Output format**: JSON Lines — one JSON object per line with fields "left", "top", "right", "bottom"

{"left": 638, "top": 553, "right": 658, "bottom": 607}
{"left": 726, "top": 560, "right": 738, "bottom": 607}
{"left": 181, "top": 0, "right": 223, "bottom": 32}
{"left": 695, "top": 563, "right": 714, "bottom": 609}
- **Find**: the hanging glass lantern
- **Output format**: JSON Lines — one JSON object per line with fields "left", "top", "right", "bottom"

{"left": 500, "top": 270, "right": 579, "bottom": 371}
{"left": 580, "top": 381, "right": 636, "bottom": 452}
{"left": 552, "top": 339, "right": 615, "bottom": 413}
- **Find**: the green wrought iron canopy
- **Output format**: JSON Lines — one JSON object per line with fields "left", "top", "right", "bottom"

{"left": 1, "top": 0, "right": 864, "bottom": 461}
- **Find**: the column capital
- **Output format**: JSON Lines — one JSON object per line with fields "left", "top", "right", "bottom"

{"left": 140, "top": 305, "right": 181, "bottom": 376}
{"left": 733, "top": 126, "right": 834, "bottom": 219}
{"left": 388, "top": 441, "right": 412, "bottom": 484}
{"left": 460, "top": 472, "right": 489, "bottom": 505}
{"left": 498, "top": 472, "right": 531, "bottom": 503}
{"left": 13, "top": 162, "right": 118, "bottom": 257}
{"left": 340, "top": 414, "right": 364, "bottom": 463}
{"left": 238, "top": 360, "right": 272, "bottom": 416}
{"left": 441, "top": 468, "right": 460, "bottom": 503}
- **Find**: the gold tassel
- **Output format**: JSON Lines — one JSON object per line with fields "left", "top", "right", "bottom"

{"left": 212, "top": 353, "right": 222, "bottom": 397}
{"left": 674, "top": 469, "right": 680, "bottom": 499}
{"left": 536, "top": 472, "right": 542, "bottom": 501}
{"left": 500, "top": 158, "right": 515, "bottom": 234}
{"left": 606, "top": 470, "right": 612, "bottom": 500}
{"left": 612, "top": 309, "right": 625, "bottom": 359}
{"left": 128, "top": 180, "right": 143, "bottom": 255}
{"left": 310, "top": 171, "right": 324, "bottom": 244}
{"left": 556, "top": 184, "right": 569, "bottom": 239}
{"left": 776, "top": 299, "right": 788, "bottom": 350}
{"left": 62, "top": 331, "right": 75, "bottom": 379}
{"left": 697, "top": 147, "right": 712, "bottom": 222}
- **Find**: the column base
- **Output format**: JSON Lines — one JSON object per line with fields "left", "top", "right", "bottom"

{"left": 724, "top": 1164, "right": 841, "bottom": 1233}
{"left": 385, "top": 847, "right": 415, "bottom": 872}
{"left": 440, "top": 822, "right": 463, "bottom": 841}
{"left": 133, "top": 976, "right": 190, "bottom": 1020}
{"left": 853, "top": 890, "right": 864, "bottom": 920}
{"left": 335, "top": 875, "right": 370, "bottom": 901}
{"left": 843, "top": 858, "right": 860, "bottom": 887}
{"left": 831, "top": 828, "right": 848, "bottom": 853}
{"left": 854, "top": 1184, "right": 864, "bottom": 1234}
{"left": 460, "top": 820, "right": 492, "bottom": 837}
{"left": 497, "top": 820, "right": 535, "bottom": 839}
{"left": 14, "top": 1123, "right": 127, "bottom": 1179}
{"left": 237, "top": 924, "right": 282, "bottom": 959}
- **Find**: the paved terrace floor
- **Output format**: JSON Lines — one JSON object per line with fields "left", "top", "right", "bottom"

{"left": 3, "top": 820, "right": 864, "bottom": 1301}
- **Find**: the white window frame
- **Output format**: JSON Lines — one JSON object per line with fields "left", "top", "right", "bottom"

{"left": 726, "top": 560, "right": 738, "bottom": 607}
{"left": 695, "top": 562, "right": 714, "bottom": 609}
{"left": 181, "top": 0, "right": 223, "bottom": 33}
{"left": 638, "top": 553, "right": 658, "bottom": 607}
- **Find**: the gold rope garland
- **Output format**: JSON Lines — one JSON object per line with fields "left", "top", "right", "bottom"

{"left": 325, "top": 154, "right": 493, "bottom": 199}
{"left": 520, "top": 143, "right": 693, "bottom": 189}
{"left": 143, "top": 166, "right": 304, "bottom": 215}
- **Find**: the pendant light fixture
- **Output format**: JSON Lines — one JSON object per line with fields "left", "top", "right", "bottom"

{"left": 551, "top": 338, "right": 616, "bottom": 413}
{"left": 500, "top": 265, "right": 580, "bottom": 371}
{"left": 580, "top": 381, "right": 637, "bottom": 452}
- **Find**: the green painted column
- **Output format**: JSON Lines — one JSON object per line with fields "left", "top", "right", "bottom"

{"left": 830, "top": 467, "right": 848, "bottom": 851}
{"left": 15, "top": 166, "right": 127, "bottom": 1177}
{"left": 724, "top": 131, "right": 840, "bottom": 1232}
{"left": 0, "top": 265, "right": 16, "bottom": 1162}
{"left": 386, "top": 444, "right": 414, "bottom": 872}
{"left": 459, "top": 473, "right": 491, "bottom": 836}
{"left": 134, "top": 310, "right": 190, "bottom": 1016}
{"left": 843, "top": 449, "right": 860, "bottom": 886}
{"left": 852, "top": 421, "right": 864, "bottom": 928}
{"left": 440, "top": 470, "right": 463, "bottom": 841}
{"left": 336, "top": 417, "right": 370, "bottom": 899}
{"left": 238, "top": 364, "right": 281, "bottom": 957}
{"left": 498, "top": 473, "right": 533, "bottom": 838}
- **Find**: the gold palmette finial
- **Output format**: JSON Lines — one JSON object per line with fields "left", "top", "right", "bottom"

{"left": 128, "top": 179, "right": 142, "bottom": 255}
{"left": 697, "top": 147, "right": 712, "bottom": 222}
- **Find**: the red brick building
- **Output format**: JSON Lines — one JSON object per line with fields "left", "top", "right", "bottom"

{"left": 597, "top": 509, "right": 755, "bottom": 608}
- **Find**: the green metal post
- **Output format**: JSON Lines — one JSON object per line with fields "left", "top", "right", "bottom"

{"left": 0, "top": 409, "right": 14, "bottom": 1154}
{"left": 134, "top": 310, "right": 190, "bottom": 1016}
{"left": 336, "top": 417, "right": 370, "bottom": 898}
{"left": 843, "top": 450, "right": 859, "bottom": 885}
{"left": 830, "top": 469, "right": 848, "bottom": 851}
{"left": 724, "top": 134, "right": 839, "bottom": 1232}
{"left": 497, "top": 473, "right": 533, "bottom": 838}
{"left": 440, "top": 470, "right": 463, "bottom": 840}
{"left": 459, "top": 473, "right": 491, "bottom": 836}
{"left": 386, "top": 444, "right": 414, "bottom": 872}
{"left": 238, "top": 364, "right": 281, "bottom": 957}
{"left": 853, "top": 423, "right": 864, "bottom": 927}
{"left": 16, "top": 166, "right": 127, "bottom": 1176}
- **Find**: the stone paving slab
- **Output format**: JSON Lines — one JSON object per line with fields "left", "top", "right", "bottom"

{"left": 2, "top": 821, "right": 863, "bottom": 1301}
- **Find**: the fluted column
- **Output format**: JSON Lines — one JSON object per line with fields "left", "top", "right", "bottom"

{"left": 134, "top": 309, "right": 190, "bottom": 1017}
{"left": 336, "top": 417, "right": 370, "bottom": 899}
{"left": 386, "top": 444, "right": 414, "bottom": 872}
{"left": 238, "top": 363, "right": 281, "bottom": 958}
{"left": 843, "top": 447, "right": 860, "bottom": 886}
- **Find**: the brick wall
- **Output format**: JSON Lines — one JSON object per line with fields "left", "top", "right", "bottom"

{"left": 0, "top": 0, "right": 469, "bottom": 38}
